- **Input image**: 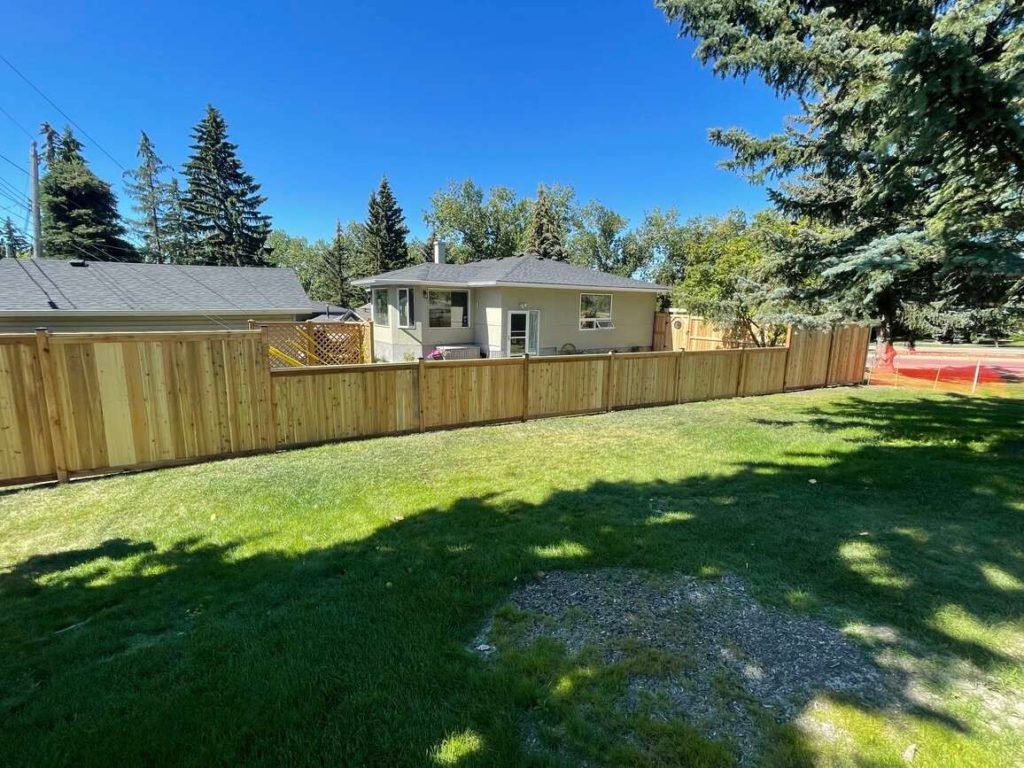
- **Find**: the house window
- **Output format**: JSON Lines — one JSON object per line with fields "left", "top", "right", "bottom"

{"left": 580, "top": 293, "right": 614, "bottom": 330}
{"left": 372, "top": 289, "right": 389, "bottom": 326}
{"left": 397, "top": 288, "right": 414, "bottom": 328}
{"left": 428, "top": 290, "right": 469, "bottom": 328}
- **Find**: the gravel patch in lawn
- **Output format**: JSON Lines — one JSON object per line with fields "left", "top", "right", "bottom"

{"left": 475, "top": 569, "right": 898, "bottom": 763}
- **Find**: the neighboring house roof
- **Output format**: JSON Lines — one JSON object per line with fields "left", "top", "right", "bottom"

{"left": 307, "top": 303, "right": 362, "bottom": 322}
{"left": 352, "top": 254, "right": 668, "bottom": 293}
{"left": 0, "top": 258, "right": 315, "bottom": 316}
{"left": 354, "top": 303, "right": 372, "bottom": 321}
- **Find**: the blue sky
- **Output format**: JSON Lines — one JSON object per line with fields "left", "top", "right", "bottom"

{"left": 1, "top": 1, "right": 791, "bottom": 243}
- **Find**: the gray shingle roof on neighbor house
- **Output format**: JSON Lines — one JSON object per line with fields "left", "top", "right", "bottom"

{"left": 352, "top": 254, "right": 668, "bottom": 292}
{"left": 0, "top": 258, "right": 314, "bottom": 315}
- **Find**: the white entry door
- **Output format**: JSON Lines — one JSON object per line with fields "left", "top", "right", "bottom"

{"left": 508, "top": 310, "right": 539, "bottom": 357}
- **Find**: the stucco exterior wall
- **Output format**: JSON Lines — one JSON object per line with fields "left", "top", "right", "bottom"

{"left": 369, "top": 284, "right": 658, "bottom": 360}
{"left": 493, "top": 287, "right": 657, "bottom": 356}
{"left": 0, "top": 312, "right": 299, "bottom": 334}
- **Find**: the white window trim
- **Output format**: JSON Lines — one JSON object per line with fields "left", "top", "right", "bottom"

{"left": 506, "top": 309, "right": 540, "bottom": 357}
{"left": 427, "top": 289, "right": 471, "bottom": 329}
{"left": 372, "top": 288, "right": 389, "bottom": 327}
{"left": 579, "top": 292, "right": 614, "bottom": 331}
{"left": 397, "top": 287, "right": 414, "bottom": 329}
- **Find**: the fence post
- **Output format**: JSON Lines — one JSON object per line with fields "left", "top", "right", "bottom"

{"left": 604, "top": 350, "right": 616, "bottom": 412}
{"left": 417, "top": 357, "right": 426, "bottom": 432}
{"left": 304, "top": 321, "right": 315, "bottom": 363}
{"left": 366, "top": 321, "right": 375, "bottom": 364}
{"left": 781, "top": 325, "right": 793, "bottom": 391}
{"left": 258, "top": 327, "right": 278, "bottom": 452}
{"left": 522, "top": 353, "right": 530, "bottom": 422}
{"left": 34, "top": 328, "right": 69, "bottom": 484}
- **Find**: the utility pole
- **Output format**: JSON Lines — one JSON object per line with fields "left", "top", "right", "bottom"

{"left": 30, "top": 141, "right": 42, "bottom": 258}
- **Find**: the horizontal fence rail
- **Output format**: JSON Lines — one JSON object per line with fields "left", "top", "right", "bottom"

{"left": 0, "top": 323, "right": 870, "bottom": 486}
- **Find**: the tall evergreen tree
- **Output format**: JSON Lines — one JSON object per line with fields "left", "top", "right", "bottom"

{"left": 39, "top": 126, "right": 139, "bottom": 262}
{"left": 123, "top": 132, "right": 172, "bottom": 263}
{"left": 362, "top": 178, "right": 410, "bottom": 274}
{"left": 317, "top": 221, "right": 365, "bottom": 308}
{"left": 659, "top": 1, "right": 1024, "bottom": 351}
{"left": 163, "top": 178, "right": 194, "bottom": 264}
{"left": 181, "top": 106, "right": 271, "bottom": 266}
{"left": 527, "top": 185, "right": 567, "bottom": 260}
{"left": 1, "top": 218, "right": 29, "bottom": 258}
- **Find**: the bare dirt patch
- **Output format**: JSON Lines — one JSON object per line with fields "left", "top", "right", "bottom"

{"left": 475, "top": 569, "right": 897, "bottom": 764}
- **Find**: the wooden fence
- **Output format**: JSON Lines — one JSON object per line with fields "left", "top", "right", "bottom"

{"left": 0, "top": 324, "right": 870, "bottom": 486}
{"left": 653, "top": 312, "right": 785, "bottom": 352}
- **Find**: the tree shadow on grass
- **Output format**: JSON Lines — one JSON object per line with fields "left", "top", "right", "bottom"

{"left": 0, "top": 394, "right": 1022, "bottom": 766}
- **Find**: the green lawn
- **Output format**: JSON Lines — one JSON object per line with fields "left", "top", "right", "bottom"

{"left": 1, "top": 387, "right": 1022, "bottom": 767}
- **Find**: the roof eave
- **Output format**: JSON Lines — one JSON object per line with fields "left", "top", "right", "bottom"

{"left": 351, "top": 278, "right": 667, "bottom": 293}
{"left": 0, "top": 308, "right": 316, "bottom": 318}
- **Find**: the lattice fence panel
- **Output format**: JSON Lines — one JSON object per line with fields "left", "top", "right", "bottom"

{"left": 257, "top": 322, "right": 368, "bottom": 368}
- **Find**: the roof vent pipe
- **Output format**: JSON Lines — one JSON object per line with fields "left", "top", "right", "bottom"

{"left": 433, "top": 240, "right": 447, "bottom": 265}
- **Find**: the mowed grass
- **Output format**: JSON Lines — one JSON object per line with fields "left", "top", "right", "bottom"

{"left": 1, "top": 387, "right": 1022, "bottom": 767}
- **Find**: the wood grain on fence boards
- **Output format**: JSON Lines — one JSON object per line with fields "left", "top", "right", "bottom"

{"left": 526, "top": 355, "right": 608, "bottom": 418}
{"left": 419, "top": 358, "right": 524, "bottom": 429}
{"left": 785, "top": 327, "right": 833, "bottom": 390}
{"left": 827, "top": 325, "right": 871, "bottom": 385}
{"left": 272, "top": 363, "right": 419, "bottom": 446}
{"left": 0, "top": 338, "right": 55, "bottom": 483}
{"left": 676, "top": 349, "right": 744, "bottom": 402}
{"left": 47, "top": 333, "right": 273, "bottom": 476}
{"left": 738, "top": 347, "right": 788, "bottom": 396}
{"left": 610, "top": 351, "right": 678, "bottom": 409}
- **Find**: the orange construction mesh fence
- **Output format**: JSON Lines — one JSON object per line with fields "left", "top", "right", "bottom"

{"left": 866, "top": 345, "right": 1024, "bottom": 396}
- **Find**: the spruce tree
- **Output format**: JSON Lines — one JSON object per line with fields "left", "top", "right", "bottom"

{"left": 163, "top": 178, "right": 194, "bottom": 264}
{"left": 123, "top": 132, "right": 172, "bottom": 263}
{"left": 181, "top": 105, "right": 271, "bottom": 267}
{"left": 658, "top": 1, "right": 1024, "bottom": 351}
{"left": 39, "top": 126, "right": 139, "bottom": 262}
{"left": 2, "top": 218, "right": 29, "bottom": 258}
{"left": 362, "top": 178, "right": 410, "bottom": 274}
{"left": 315, "top": 221, "right": 365, "bottom": 308}
{"left": 527, "top": 186, "right": 567, "bottom": 261}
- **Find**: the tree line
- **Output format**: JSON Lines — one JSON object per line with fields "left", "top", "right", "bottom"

{"left": 3, "top": 0, "right": 1022, "bottom": 346}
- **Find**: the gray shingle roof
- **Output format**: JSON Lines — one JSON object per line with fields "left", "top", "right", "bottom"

{"left": 352, "top": 254, "right": 667, "bottom": 291}
{"left": 0, "top": 259, "right": 314, "bottom": 315}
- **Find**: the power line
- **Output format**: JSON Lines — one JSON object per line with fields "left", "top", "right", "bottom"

{"left": 0, "top": 53, "right": 126, "bottom": 171}
{"left": 0, "top": 104, "right": 33, "bottom": 139}
{"left": 0, "top": 151, "right": 27, "bottom": 175}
